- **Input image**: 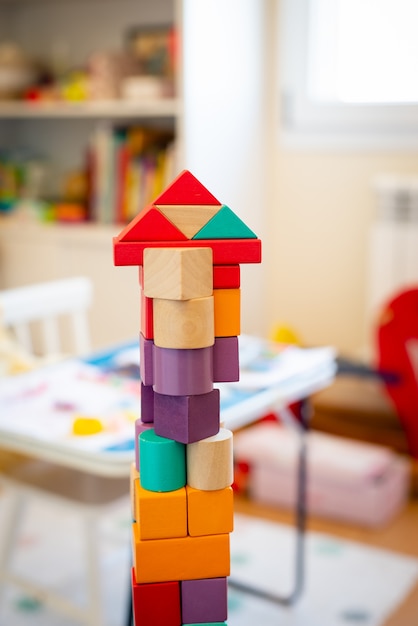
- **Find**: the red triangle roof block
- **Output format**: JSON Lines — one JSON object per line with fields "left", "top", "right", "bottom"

{"left": 152, "top": 170, "right": 221, "bottom": 206}
{"left": 116, "top": 205, "right": 188, "bottom": 243}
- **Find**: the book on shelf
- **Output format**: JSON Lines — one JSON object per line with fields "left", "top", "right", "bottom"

{"left": 88, "top": 124, "right": 176, "bottom": 224}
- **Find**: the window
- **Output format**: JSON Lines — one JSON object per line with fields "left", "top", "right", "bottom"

{"left": 280, "top": 0, "right": 418, "bottom": 148}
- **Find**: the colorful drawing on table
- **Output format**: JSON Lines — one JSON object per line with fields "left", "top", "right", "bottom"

{"left": 0, "top": 359, "right": 139, "bottom": 453}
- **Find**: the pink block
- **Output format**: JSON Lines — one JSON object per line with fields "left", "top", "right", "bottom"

{"left": 154, "top": 389, "right": 220, "bottom": 444}
{"left": 153, "top": 345, "right": 213, "bottom": 396}
{"left": 213, "top": 336, "right": 239, "bottom": 382}
{"left": 140, "top": 333, "right": 154, "bottom": 385}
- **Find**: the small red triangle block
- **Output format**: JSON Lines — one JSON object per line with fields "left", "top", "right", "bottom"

{"left": 153, "top": 170, "right": 221, "bottom": 206}
{"left": 116, "top": 205, "right": 188, "bottom": 242}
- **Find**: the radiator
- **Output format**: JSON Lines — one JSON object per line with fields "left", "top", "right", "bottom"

{"left": 367, "top": 175, "right": 418, "bottom": 330}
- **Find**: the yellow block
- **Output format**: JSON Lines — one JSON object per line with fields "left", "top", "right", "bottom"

{"left": 186, "top": 485, "right": 234, "bottom": 537}
{"left": 135, "top": 482, "right": 187, "bottom": 540}
{"left": 214, "top": 288, "right": 240, "bottom": 337}
{"left": 72, "top": 415, "right": 103, "bottom": 435}
{"left": 132, "top": 523, "right": 230, "bottom": 583}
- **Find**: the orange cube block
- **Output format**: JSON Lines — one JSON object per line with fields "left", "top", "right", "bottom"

{"left": 186, "top": 485, "right": 234, "bottom": 537}
{"left": 135, "top": 483, "right": 187, "bottom": 540}
{"left": 214, "top": 288, "right": 240, "bottom": 337}
{"left": 132, "top": 523, "right": 230, "bottom": 583}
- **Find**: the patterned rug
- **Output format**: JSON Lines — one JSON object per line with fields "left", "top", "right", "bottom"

{"left": 0, "top": 492, "right": 417, "bottom": 626}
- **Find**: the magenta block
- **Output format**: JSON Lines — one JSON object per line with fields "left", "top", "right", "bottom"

{"left": 134, "top": 418, "right": 153, "bottom": 470}
{"left": 140, "top": 382, "right": 154, "bottom": 424}
{"left": 140, "top": 333, "right": 154, "bottom": 386}
{"left": 153, "top": 346, "right": 213, "bottom": 396}
{"left": 213, "top": 336, "right": 239, "bottom": 382}
{"left": 154, "top": 389, "right": 220, "bottom": 444}
{"left": 181, "top": 577, "right": 228, "bottom": 624}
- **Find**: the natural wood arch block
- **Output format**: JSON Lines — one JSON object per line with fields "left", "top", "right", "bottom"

{"left": 143, "top": 247, "right": 213, "bottom": 300}
{"left": 186, "top": 428, "right": 234, "bottom": 491}
{"left": 186, "top": 486, "right": 233, "bottom": 537}
{"left": 153, "top": 296, "right": 214, "bottom": 349}
{"left": 214, "top": 289, "right": 240, "bottom": 337}
{"left": 139, "top": 429, "right": 186, "bottom": 493}
{"left": 131, "top": 570, "right": 181, "bottom": 626}
{"left": 154, "top": 389, "right": 220, "bottom": 444}
{"left": 134, "top": 483, "right": 187, "bottom": 540}
{"left": 132, "top": 524, "right": 230, "bottom": 583}
{"left": 156, "top": 205, "right": 220, "bottom": 239}
{"left": 153, "top": 345, "right": 213, "bottom": 396}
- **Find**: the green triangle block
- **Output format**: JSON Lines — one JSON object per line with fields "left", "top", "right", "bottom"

{"left": 192, "top": 205, "right": 257, "bottom": 239}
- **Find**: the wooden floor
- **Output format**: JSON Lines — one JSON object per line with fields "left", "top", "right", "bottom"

{"left": 234, "top": 494, "right": 418, "bottom": 626}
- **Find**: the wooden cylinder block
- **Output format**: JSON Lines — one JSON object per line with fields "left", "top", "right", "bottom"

{"left": 187, "top": 428, "right": 233, "bottom": 491}
{"left": 139, "top": 429, "right": 186, "bottom": 492}
{"left": 153, "top": 296, "right": 214, "bottom": 349}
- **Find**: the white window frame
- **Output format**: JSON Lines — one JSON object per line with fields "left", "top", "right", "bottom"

{"left": 279, "top": 0, "right": 418, "bottom": 150}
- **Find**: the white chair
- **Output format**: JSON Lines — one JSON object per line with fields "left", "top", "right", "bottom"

{"left": 0, "top": 276, "right": 92, "bottom": 357}
{"left": 0, "top": 277, "right": 130, "bottom": 625}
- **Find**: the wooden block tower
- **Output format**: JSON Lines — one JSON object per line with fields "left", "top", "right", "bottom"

{"left": 113, "top": 170, "right": 261, "bottom": 625}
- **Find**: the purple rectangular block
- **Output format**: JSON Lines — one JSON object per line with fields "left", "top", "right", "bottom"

{"left": 153, "top": 345, "right": 213, "bottom": 396}
{"left": 140, "top": 382, "right": 154, "bottom": 424}
{"left": 139, "top": 332, "right": 154, "bottom": 386}
{"left": 134, "top": 418, "right": 153, "bottom": 470}
{"left": 181, "top": 577, "right": 228, "bottom": 624}
{"left": 213, "top": 336, "right": 239, "bottom": 382}
{"left": 154, "top": 389, "right": 220, "bottom": 444}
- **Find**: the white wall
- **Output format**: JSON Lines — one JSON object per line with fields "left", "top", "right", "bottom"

{"left": 182, "top": 0, "right": 269, "bottom": 336}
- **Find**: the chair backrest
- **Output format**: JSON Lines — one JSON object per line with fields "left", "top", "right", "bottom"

{"left": 0, "top": 277, "right": 93, "bottom": 357}
{"left": 376, "top": 286, "right": 418, "bottom": 459}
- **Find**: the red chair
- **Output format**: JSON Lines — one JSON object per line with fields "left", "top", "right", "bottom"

{"left": 377, "top": 287, "right": 418, "bottom": 459}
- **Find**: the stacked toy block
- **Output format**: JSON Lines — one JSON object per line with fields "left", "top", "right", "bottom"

{"left": 113, "top": 170, "right": 261, "bottom": 625}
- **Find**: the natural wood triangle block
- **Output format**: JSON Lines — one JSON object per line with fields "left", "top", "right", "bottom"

{"left": 153, "top": 169, "right": 221, "bottom": 205}
{"left": 193, "top": 205, "right": 257, "bottom": 240}
{"left": 116, "top": 205, "right": 188, "bottom": 242}
{"left": 156, "top": 205, "right": 221, "bottom": 239}
{"left": 143, "top": 247, "right": 213, "bottom": 300}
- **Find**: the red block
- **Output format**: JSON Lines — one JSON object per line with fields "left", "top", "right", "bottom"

{"left": 213, "top": 265, "right": 240, "bottom": 289}
{"left": 131, "top": 568, "right": 181, "bottom": 626}
{"left": 113, "top": 238, "right": 262, "bottom": 266}
{"left": 152, "top": 169, "right": 221, "bottom": 205}
{"left": 116, "top": 204, "right": 187, "bottom": 243}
